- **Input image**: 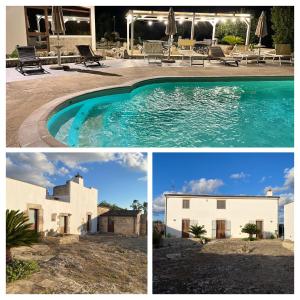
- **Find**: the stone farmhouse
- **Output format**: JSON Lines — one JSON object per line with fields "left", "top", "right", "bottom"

{"left": 6, "top": 174, "right": 147, "bottom": 236}
{"left": 165, "top": 189, "right": 279, "bottom": 239}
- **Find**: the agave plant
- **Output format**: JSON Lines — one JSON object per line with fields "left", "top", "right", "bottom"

{"left": 6, "top": 210, "right": 39, "bottom": 264}
{"left": 189, "top": 225, "right": 207, "bottom": 238}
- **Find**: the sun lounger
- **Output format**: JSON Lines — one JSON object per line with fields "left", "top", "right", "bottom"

{"left": 16, "top": 45, "right": 46, "bottom": 75}
{"left": 263, "top": 44, "right": 294, "bottom": 66}
{"left": 230, "top": 45, "right": 259, "bottom": 64}
{"left": 209, "top": 46, "right": 240, "bottom": 66}
{"left": 76, "top": 45, "right": 104, "bottom": 67}
{"left": 143, "top": 41, "right": 165, "bottom": 64}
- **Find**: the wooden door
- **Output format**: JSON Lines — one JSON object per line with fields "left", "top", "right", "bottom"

{"left": 216, "top": 220, "right": 226, "bottom": 239}
{"left": 256, "top": 221, "right": 263, "bottom": 239}
{"left": 63, "top": 216, "right": 68, "bottom": 234}
{"left": 108, "top": 217, "right": 114, "bottom": 233}
{"left": 29, "top": 209, "right": 38, "bottom": 232}
{"left": 182, "top": 219, "right": 190, "bottom": 238}
{"left": 87, "top": 215, "right": 92, "bottom": 232}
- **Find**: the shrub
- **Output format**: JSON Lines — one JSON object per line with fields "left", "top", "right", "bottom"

{"left": 242, "top": 237, "right": 257, "bottom": 241}
{"left": 271, "top": 7, "right": 294, "bottom": 48}
{"left": 6, "top": 259, "right": 39, "bottom": 283}
{"left": 241, "top": 223, "right": 259, "bottom": 240}
{"left": 270, "top": 234, "right": 275, "bottom": 239}
{"left": 222, "top": 35, "right": 244, "bottom": 45}
{"left": 189, "top": 225, "right": 207, "bottom": 238}
{"left": 153, "top": 228, "right": 162, "bottom": 248}
{"left": 6, "top": 210, "right": 39, "bottom": 263}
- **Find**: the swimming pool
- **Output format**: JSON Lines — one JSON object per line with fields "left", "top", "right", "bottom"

{"left": 47, "top": 77, "right": 294, "bottom": 147}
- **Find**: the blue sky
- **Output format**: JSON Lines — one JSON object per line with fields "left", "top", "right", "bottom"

{"left": 153, "top": 153, "right": 294, "bottom": 221}
{"left": 6, "top": 152, "right": 147, "bottom": 209}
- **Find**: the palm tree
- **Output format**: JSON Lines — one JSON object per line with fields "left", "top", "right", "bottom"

{"left": 6, "top": 210, "right": 39, "bottom": 264}
{"left": 189, "top": 225, "right": 207, "bottom": 238}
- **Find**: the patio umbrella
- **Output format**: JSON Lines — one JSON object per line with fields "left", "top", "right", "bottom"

{"left": 51, "top": 6, "right": 65, "bottom": 68}
{"left": 255, "top": 11, "right": 268, "bottom": 46}
{"left": 163, "top": 7, "right": 177, "bottom": 63}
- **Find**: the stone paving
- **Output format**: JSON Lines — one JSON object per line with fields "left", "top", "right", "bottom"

{"left": 153, "top": 238, "right": 294, "bottom": 294}
{"left": 6, "top": 58, "right": 293, "bottom": 147}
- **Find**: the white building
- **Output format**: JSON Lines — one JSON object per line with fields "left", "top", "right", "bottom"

{"left": 6, "top": 174, "right": 98, "bottom": 235}
{"left": 284, "top": 202, "right": 294, "bottom": 241}
{"left": 6, "top": 6, "right": 96, "bottom": 55}
{"left": 165, "top": 190, "right": 279, "bottom": 239}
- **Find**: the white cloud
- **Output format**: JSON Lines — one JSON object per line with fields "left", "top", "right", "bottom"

{"left": 153, "top": 193, "right": 167, "bottom": 213}
{"left": 264, "top": 167, "right": 294, "bottom": 194}
{"left": 47, "top": 152, "right": 147, "bottom": 173}
{"left": 278, "top": 193, "right": 294, "bottom": 206}
{"left": 138, "top": 176, "right": 147, "bottom": 182}
{"left": 7, "top": 153, "right": 55, "bottom": 187}
{"left": 6, "top": 152, "right": 147, "bottom": 188}
{"left": 183, "top": 178, "right": 224, "bottom": 194}
{"left": 230, "top": 172, "right": 249, "bottom": 180}
{"left": 264, "top": 167, "right": 294, "bottom": 207}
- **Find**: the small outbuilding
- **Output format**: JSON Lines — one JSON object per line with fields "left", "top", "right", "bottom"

{"left": 98, "top": 209, "right": 146, "bottom": 236}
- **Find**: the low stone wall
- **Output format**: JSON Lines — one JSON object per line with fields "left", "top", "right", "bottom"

{"left": 6, "top": 55, "right": 81, "bottom": 68}
{"left": 282, "top": 240, "right": 294, "bottom": 251}
{"left": 49, "top": 35, "right": 92, "bottom": 54}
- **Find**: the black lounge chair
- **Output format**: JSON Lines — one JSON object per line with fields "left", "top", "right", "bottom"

{"left": 76, "top": 45, "right": 104, "bottom": 67}
{"left": 16, "top": 45, "right": 46, "bottom": 75}
{"left": 209, "top": 46, "right": 240, "bottom": 67}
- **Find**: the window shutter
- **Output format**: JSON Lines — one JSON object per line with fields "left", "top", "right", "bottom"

{"left": 212, "top": 220, "right": 216, "bottom": 239}
{"left": 225, "top": 220, "right": 231, "bottom": 238}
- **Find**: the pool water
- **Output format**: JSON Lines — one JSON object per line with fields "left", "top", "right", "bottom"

{"left": 48, "top": 79, "right": 294, "bottom": 147}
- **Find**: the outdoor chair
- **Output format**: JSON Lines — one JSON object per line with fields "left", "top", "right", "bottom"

{"left": 263, "top": 44, "right": 294, "bottom": 66}
{"left": 76, "top": 45, "right": 104, "bottom": 67}
{"left": 208, "top": 46, "right": 240, "bottom": 66}
{"left": 16, "top": 45, "right": 46, "bottom": 75}
{"left": 143, "top": 41, "right": 165, "bottom": 64}
{"left": 178, "top": 39, "right": 205, "bottom": 67}
{"left": 230, "top": 44, "right": 259, "bottom": 64}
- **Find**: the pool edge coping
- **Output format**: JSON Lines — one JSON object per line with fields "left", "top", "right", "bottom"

{"left": 18, "top": 74, "right": 294, "bottom": 148}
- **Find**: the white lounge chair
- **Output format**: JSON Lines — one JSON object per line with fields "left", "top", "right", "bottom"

{"left": 143, "top": 41, "right": 165, "bottom": 64}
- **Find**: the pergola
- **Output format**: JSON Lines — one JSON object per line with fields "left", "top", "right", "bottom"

{"left": 126, "top": 10, "right": 252, "bottom": 54}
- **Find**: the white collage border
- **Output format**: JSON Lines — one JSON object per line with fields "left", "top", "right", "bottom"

{"left": 1, "top": 0, "right": 298, "bottom": 299}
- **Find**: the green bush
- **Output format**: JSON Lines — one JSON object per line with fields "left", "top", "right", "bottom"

{"left": 222, "top": 35, "right": 244, "bottom": 45}
{"left": 6, "top": 259, "right": 39, "bottom": 283}
{"left": 153, "top": 229, "right": 162, "bottom": 248}
{"left": 270, "top": 234, "right": 275, "bottom": 239}
{"left": 241, "top": 223, "right": 259, "bottom": 239}
{"left": 271, "top": 7, "right": 294, "bottom": 48}
{"left": 9, "top": 49, "right": 19, "bottom": 58}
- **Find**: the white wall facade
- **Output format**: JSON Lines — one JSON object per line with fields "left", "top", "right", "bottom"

{"left": 284, "top": 202, "right": 294, "bottom": 241}
{"left": 6, "top": 6, "right": 27, "bottom": 54}
{"left": 6, "top": 177, "right": 98, "bottom": 235}
{"left": 165, "top": 195, "right": 279, "bottom": 239}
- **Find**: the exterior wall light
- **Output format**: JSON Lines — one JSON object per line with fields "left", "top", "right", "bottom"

{"left": 148, "top": 21, "right": 153, "bottom": 26}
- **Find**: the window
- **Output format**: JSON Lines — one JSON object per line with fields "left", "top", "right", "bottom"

{"left": 51, "top": 213, "right": 57, "bottom": 221}
{"left": 217, "top": 200, "right": 226, "bottom": 209}
{"left": 182, "top": 199, "right": 190, "bottom": 209}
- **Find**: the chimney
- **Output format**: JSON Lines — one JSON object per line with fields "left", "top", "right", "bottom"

{"left": 266, "top": 188, "right": 273, "bottom": 197}
{"left": 72, "top": 173, "right": 84, "bottom": 186}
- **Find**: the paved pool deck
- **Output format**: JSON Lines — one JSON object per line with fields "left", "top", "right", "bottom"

{"left": 6, "top": 59, "right": 293, "bottom": 147}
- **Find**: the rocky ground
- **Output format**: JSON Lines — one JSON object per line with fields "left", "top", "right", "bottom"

{"left": 153, "top": 238, "right": 294, "bottom": 294}
{"left": 7, "top": 234, "right": 147, "bottom": 294}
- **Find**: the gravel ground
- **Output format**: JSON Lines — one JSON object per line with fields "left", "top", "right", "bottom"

{"left": 7, "top": 234, "right": 147, "bottom": 294}
{"left": 153, "top": 238, "right": 293, "bottom": 294}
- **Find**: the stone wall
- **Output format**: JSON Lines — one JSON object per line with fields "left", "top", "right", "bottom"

{"left": 49, "top": 35, "right": 92, "bottom": 54}
{"left": 100, "top": 216, "right": 138, "bottom": 236}
{"left": 140, "top": 214, "right": 147, "bottom": 236}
